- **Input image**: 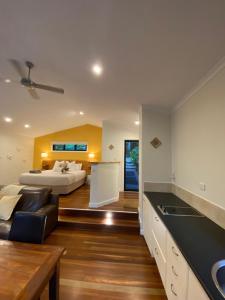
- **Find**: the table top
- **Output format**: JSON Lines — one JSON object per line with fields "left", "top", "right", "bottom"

{"left": 0, "top": 239, "right": 64, "bottom": 300}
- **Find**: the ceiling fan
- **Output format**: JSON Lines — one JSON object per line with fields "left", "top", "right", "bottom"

{"left": 9, "top": 59, "right": 64, "bottom": 100}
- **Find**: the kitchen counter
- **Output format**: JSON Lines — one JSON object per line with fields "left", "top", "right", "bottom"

{"left": 144, "top": 192, "right": 225, "bottom": 300}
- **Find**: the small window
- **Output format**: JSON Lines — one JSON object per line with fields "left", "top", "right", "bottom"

{"left": 53, "top": 144, "right": 65, "bottom": 151}
{"left": 52, "top": 142, "right": 88, "bottom": 152}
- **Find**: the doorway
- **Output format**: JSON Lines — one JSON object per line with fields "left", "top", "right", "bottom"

{"left": 124, "top": 140, "right": 139, "bottom": 191}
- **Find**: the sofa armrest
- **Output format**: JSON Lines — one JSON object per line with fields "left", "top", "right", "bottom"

{"left": 36, "top": 204, "right": 58, "bottom": 238}
{"left": 49, "top": 193, "right": 59, "bottom": 206}
{"left": 9, "top": 212, "right": 47, "bottom": 244}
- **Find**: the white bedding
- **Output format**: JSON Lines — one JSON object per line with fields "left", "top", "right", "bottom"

{"left": 19, "top": 170, "right": 86, "bottom": 186}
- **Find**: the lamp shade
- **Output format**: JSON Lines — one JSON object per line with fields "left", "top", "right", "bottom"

{"left": 88, "top": 153, "right": 95, "bottom": 159}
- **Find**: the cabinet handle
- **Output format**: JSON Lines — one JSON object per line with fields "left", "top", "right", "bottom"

{"left": 170, "top": 284, "right": 177, "bottom": 296}
{"left": 154, "top": 247, "right": 158, "bottom": 256}
{"left": 172, "top": 246, "right": 179, "bottom": 257}
{"left": 172, "top": 265, "right": 178, "bottom": 277}
{"left": 154, "top": 216, "right": 159, "bottom": 222}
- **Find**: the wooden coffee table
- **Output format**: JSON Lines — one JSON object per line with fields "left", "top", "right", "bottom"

{"left": 0, "top": 239, "right": 64, "bottom": 300}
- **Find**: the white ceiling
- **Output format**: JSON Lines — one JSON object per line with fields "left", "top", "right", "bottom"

{"left": 1, "top": 0, "right": 225, "bottom": 137}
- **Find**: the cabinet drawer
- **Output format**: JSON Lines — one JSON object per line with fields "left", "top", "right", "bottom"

{"left": 167, "top": 232, "right": 187, "bottom": 272}
{"left": 166, "top": 262, "right": 188, "bottom": 300}
{"left": 152, "top": 209, "right": 167, "bottom": 257}
{"left": 166, "top": 233, "right": 189, "bottom": 300}
{"left": 166, "top": 280, "right": 183, "bottom": 300}
{"left": 152, "top": 230, "right": 166, "bottom": 286}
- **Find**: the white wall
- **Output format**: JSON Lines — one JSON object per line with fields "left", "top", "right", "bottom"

{"left": 102, "top": 120, "right": 139, "bottom": 191}
{"left": 0, "top": 133, "right": 34, "bottom": 185}
{"left": 141, "top": 106, "right": 172, "bottom": 184}
{"left": 172, "top": 66, "right": 225, "bottom": 209}
{"left": 139, "top": 106, "right": 172, "bottom": 232}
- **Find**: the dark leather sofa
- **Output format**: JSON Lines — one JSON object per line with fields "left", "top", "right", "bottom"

{"left": 0, "top": 186, "right": 59, "bottom": 243}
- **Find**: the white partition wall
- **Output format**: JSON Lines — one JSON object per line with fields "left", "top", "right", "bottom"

{"left": 102, "top": 120, "right": 139, "bottom": 191}
{"left": 89, "top": 162, "right": 120, "bottom": 208}
{"left": 139, "top": 105, "right": 172, "bottom": 233}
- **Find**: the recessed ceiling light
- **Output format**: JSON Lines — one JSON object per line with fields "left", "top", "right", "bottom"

{"left": 92, "top": 64, "right": 103, "bottom": 76}
{"left": 79, "top": 111, "right": 84, "bottom": 116}
{"left": 134, "top": 121, "right": 140, "bottom": 125}
{"left": 4, "top": 78, "right": 11, "bottom": 83}
{"left": 4, "top": 117, "right": 12, "bottom": 123}
{"left": 24, "top": 124, "right": 30, "bottom": 128}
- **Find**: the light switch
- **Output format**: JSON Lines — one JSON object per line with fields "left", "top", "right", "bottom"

{"left": 200, "top": 182, "right": 206, "bottom": 191}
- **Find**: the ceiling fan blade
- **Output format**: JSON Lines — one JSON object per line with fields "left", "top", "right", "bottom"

{"left": 9, "top": 59, "right": 26, "bottom": 78}
{"left": 27, "top": 87, "right": 40, "bottom": 100}
{"left": 32, "top": 82, "right": 64, "bottom": 94}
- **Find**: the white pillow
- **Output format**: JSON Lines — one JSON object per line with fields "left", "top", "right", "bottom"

{"left": 69, "top": 163, "right": 82, "bottom": 171}
{"left": 0, "top": 195, "right": 22, "bottom": 220}
{"left": 66, "top": 161, "right": 75, "bottom": 165}
{"left": 66, "top": 161, "right": 75, "bottom": 169}
{"left": 53, "top": 161, "right": 65, "bottom": 172}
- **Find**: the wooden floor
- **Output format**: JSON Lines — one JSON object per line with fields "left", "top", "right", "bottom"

{"left": 43, "top": 187, "right": 166, "bottom": 299}
{"left": 59, "top": 184, "right": 139, "bottom": 212}
{"left": 43, "top": 224, "right": 167, "bottom": 300}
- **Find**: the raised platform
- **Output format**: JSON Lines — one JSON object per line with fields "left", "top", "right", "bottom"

{"left": 59, "top": 184, "right": 139, "bottom": 212}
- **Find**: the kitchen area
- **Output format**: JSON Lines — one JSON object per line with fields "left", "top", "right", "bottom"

{"left": 139, "top": 63, "right": 225, "bottom": 300}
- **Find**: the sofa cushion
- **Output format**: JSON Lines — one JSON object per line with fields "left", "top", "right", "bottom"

{"left": 17, "top": 187, "right": 52, "bottom": 212}
{"left": 0, "top": 219, "right": 12, "bottom": 240}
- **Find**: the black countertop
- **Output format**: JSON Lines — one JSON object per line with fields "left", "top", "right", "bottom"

{"left": 144, "top": 192, "right": 225, "bottom": 300}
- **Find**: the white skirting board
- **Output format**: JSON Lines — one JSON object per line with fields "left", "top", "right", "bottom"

{"left": 89, "top": 194, "right": 119, "bottom": 208}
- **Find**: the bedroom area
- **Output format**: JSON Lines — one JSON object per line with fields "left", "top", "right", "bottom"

{"left": 0, "top": 122, "right": 139, "bottom": 216}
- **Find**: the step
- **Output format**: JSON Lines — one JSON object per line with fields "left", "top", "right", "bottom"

{"left": 59, "top": 208, "right": 138, "bottom": 220}
{"left": 58, "top": 210, "right": 140, "bottom": 233}
{"left": 58, "top": 220, "right": 140, "bottom": 234}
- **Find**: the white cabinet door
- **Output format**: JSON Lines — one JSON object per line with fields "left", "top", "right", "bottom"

{"left": 152, "top": 209, "right": 167, "bottom": 258}
{"left": 187, "top": 269, "right": 210, "bottom": 300}
{"left": 152, "top": 230, "right": 167, "bottom": 286}
{"left": 143, "top": 195, "right": 153, "bottom": 254}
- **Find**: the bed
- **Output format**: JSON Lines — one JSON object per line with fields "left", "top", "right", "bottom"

{"left": 19, "top": 160, "right": 90, "bottom": 194}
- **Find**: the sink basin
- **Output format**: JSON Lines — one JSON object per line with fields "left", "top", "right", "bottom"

{"left": 157, "top": 205, "right": 204, "bottom": 217}
{"left": 212, "top": 260, "right": 225, "bottom": 298}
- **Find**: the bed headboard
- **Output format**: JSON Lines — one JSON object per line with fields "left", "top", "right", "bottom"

{"left": 42, "top": 160, "right": 91, "bottom": 175}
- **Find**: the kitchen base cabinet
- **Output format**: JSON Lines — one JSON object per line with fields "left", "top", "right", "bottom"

{"left": 142, "top": 194, "right": 211, "bottom": 300}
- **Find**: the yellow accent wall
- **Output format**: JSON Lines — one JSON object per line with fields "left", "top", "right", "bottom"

{"left": 33, "top": 124, "right": 102, "bottom": 169}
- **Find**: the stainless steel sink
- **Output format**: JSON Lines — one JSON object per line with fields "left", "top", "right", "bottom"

{"left": 157, "top": 205, "right": 204, "bottom": 217}
{"left": 212, "top": 260, "right": 225, "bottom": 298}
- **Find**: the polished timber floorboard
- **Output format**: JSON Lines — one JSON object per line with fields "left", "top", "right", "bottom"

{"left": 59, "top": 184, "right": 139, "bottom": 212}
{"left": 43, "top": 224, "right": 167, "bottom": 300}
